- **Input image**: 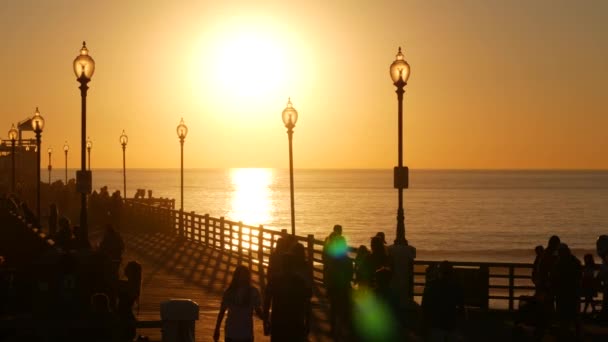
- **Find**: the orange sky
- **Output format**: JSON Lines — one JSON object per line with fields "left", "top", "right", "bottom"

{"left": 1, "top": 0, "right": 607, "bottom": 169}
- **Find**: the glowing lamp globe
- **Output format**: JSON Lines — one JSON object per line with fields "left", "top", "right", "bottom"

{"left": 86, "top": 137, "right": 92, "bottom": 150}
{"left": 119, "top": 130, "right": 128, "bottom": 146}
{"left": 282, "top": 98, "right": 298, "bottom": 129}
{"left": 63, "top": 142, "right": 69, "bottom": 152}
{"left": 177, "top": 118, "right": 188, "bottom": 140}
{"left": 390, "top": 47, "right": 411, "bottom": 84}
{"left": 73, "top": 41, "right": 95, "bottom": 79}
{"left": 31, "top": 107, "right": 45, "bottom": 132}
{"left": 8, "top": 124, "right": 18, "bottom": 141}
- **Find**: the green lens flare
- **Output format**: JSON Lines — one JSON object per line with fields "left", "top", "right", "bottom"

{"left": 352, "top": 290, "right": 397, "bottom": 340}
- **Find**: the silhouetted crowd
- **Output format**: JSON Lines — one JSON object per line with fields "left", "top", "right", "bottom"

{"left": 517, "top": 234, "right": 608, "bottom": 340}
{"left": 4, "top": 189, "right": 608, "bottom": 342}
{"left": 1, "top": 194, "right": 143, "bottom": 342}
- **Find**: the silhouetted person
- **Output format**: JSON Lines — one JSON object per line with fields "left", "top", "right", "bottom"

{"left": 550, "top": 244, "right": 582, "bottom": 340}
{"left": 72, "top": 225, "right": 89, "bottom": 250}
{"left": 263, "top": 252, "right": 312, "bottom": 342}
{"left": 581, "top": 253, "right": 598, "bottom": 315}
{"left": 55, "top": 216, "right": 74, "bottom": 251}
{"left": 322, "top": 225, "right": 343, "bottom": 263}
{"left": 88, "top": 292, "right": 118, "bottom": 342}
{"left": 266, "top": 237, "right": 290, "bottom": 290}
{"left": 324, "top": 237, "right": 353, "bottom": 340}
{"left": 370, "top": 235, "right": 391, "bottom": 289}
{"left": 596, "top": 235, "right": 608, "bottom": 321}
{"left": 354, "top": 245, "right": 373, "bottom": 289}
{"left": 110, "top": 191, "right": 123, "bottom": 229}
{"left": 534, "top": 235, "right": 561, "bottom": 337}
{"left": 389, "top": 237, "right": 416, "bottom": 305}
{"left": 374, "top": 231, "right": 390, "bottom": 257}
{"left": 291, "top": 242, "right": 312, "bottom": 286}
{"left": 422, "top": 261, "right": 464, "bottom": 342}
{"left": 99, "top": 224, "right": 125, "bottom": 282}
{"left": 48, "top": 203, "right": 58, "bottom": 236}
{"left": 116, "top": 261, "right": 141, "bottom": 342}
{"left": 374, "top": 267, "right": 401, "bottom": 339}
{"left": 532, "top": 245, "right": 544, "bottom": 293}
{"left": 214, "top": 265, "right": 262, "bottom": 342}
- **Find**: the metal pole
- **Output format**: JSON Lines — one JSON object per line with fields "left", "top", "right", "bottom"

{"left": 122, "top": 144, "right": 126, "bottom": 200}
{"left": 288, "top": 129, "right": 296, "bottom": 236}
{"left": 87, "top": 147, "right": 91, "bottom": 170}
{"left": 79, "top": 78, "right": 90, "bottom": 247}
{"left": 48, "top": 151, "right": 52, "bottom": 184}
{"left": 36, "top": 132, "right": 41, "bottom": 225}
{"left": 180, "top": 138, "right": 184, "bottom": 237}
{"left": 65, "top": 150, "right": 68, "bottom": 184}
{"left": 396, "top": 84, "right": 405, "bottom": 241}
{"left": 11, "top": 140, "right": 15, "bottom": 193}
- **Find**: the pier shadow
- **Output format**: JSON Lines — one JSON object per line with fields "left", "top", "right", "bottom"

{"left": 120, "top": 231, "right": 332, "bottom": 341}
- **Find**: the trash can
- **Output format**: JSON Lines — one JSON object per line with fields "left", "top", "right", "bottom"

{"left": 160, "top": 299, "right": 199, "bottom": 342}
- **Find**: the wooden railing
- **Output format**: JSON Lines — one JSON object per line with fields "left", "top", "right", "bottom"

{"left": 122, "top": 201, "right": 536, "bottom": 311}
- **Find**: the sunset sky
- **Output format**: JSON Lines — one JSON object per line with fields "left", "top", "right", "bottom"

{"left": 1, "top": 0, "right": 606, "bottom": 169}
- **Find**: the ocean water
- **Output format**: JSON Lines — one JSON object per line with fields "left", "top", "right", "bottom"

{"left": 52, "top": 168, "right": 608, "bottom": 263}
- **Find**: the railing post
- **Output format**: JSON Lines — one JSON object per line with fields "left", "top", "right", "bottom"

{"left": 248, "top": 228, "right": 253, "bottom": 270}
{"left": 204, "top": 214, "right": 210, "bottom": 246}
{"left": 219, "top": 217, "right": 225, "bottom": 251}
{"left": 238, "top": 222, "right": 243, "bottom": 262}
{"left": 258, "top": 225, "right": 266, "bottom": 292}
{"left": 307, "top": 234, "right": 314, "bottom": 282}
{"left": 509, "top": 265, "right": 515, "bottom": 311}
{"left": 190, "top": 211, "right": 195, "bottom": 241}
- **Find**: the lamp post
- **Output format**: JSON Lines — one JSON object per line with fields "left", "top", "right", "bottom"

{"left": 63, "top": 142, "right": 69, "bottom": 184}
{"left": 86, "top": 137, "right": 92, "bottom": 170}
{"left": 282, "top": 99, "right": 298, "bottom": 236}
{"left": 120, "top": 130, "right": 128, "bottom": 200}
{"left": 73, "top": 41, "right": 95, "bottom": 247}
{"left": 176, "top": 118, "right": 188, "bottom": 237}
{"left": 48, "top": 147, "right": 52, "bottom": 184}
{"left": 8, "top": 124, "right": 18, "bottom": 193}
{"left": 389, "top": 47, "right": 411, "bottom": 243}
{"left": 31, "top": 107, "right": 45, "bottom": 225}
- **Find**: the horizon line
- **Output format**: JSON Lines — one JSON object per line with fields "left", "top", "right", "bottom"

{"left": 61, "top": 167, "right": 608, "bottom": 172}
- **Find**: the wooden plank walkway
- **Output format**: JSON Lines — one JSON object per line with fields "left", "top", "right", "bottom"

{"left": 118, "top": 231, "right": 332, "bottom": 342}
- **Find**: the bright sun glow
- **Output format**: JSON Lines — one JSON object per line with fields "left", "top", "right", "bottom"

{"left": 190, "top": 16, "right": 313, "bottom": 130}
{"left": 228, "top": 168, "right": 273, "bottom": 226}
{"left": 207, "top": 29, "right": 287, "bottom": 101}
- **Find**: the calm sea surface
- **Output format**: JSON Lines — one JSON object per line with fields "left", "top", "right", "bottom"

{"left": 54, "top": 169, "right": 608, "bottom": 263}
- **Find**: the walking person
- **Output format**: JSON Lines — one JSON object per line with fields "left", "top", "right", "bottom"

{"left": 550, "top": 244, "right": 582, "bottom": 340}
{"left": 214, "top": 265, "right": 263, "bottom": 342}
{"left": 581, "top": 254, "right": 599, "bottom": 315}
{"left": 263, "top": 250, "right": 312, "bottom": 342}
{"left": 323, "top": 237, "right": 353, "bottom": 340}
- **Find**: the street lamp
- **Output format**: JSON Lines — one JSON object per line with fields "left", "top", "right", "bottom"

{"left": 74, "top": 41, "right": 95, "bottom": 247}
{"left": 63, "top": 142, "right": 69, "bottom": 184}
{"left": 8, "top": 124, "right": 18, "bottom": 193}
{"left": 282, "top": 98, "right": 298, "bottom": 236}
{"left": 31, "top": 107, "right": 45, "bottom": 225}
{"left": 48, "top": 147, "right": 52, "bottom": 184}
{"left": 177, "top": 118, "right": 188, "bottom": 237}
{"left": 86, "top": 137, "right": 92, "bottom": 170}
{"left": 389, "top": 47, "right": 411, "bottom": 243}
{"left": 120, "top": 130, "right": 128, "bottom": 200}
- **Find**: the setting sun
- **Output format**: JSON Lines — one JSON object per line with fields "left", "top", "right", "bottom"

{"left": 211, "top": 31, "right": 287, "bottom": 99}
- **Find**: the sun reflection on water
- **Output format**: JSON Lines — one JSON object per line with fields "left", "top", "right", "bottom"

{"left": 228, "top": 168, "right": 273, "bottom": 227}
